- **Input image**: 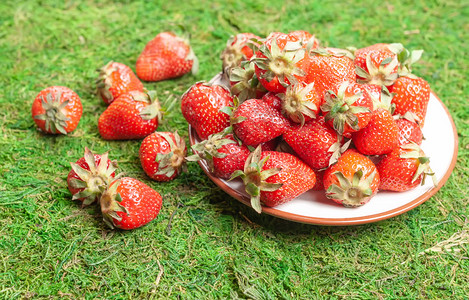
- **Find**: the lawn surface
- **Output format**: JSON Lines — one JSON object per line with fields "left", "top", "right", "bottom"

{"left": 1, "top": 0, "right": 468, "bottom": 299}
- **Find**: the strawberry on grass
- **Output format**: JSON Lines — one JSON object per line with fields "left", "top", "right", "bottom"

{"left": 31, "top": 86, "right": 83, "bottom": 135}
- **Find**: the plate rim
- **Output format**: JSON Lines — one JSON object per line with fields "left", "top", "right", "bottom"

{"left": 188, "top": 92, "right": 459, "bottom": 225}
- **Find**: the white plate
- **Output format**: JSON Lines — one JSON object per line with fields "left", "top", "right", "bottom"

{"left": 189, "top": 75, "right": 458, "bottom": 225}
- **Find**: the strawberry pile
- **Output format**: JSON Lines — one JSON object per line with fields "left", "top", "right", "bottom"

{"left": 32, "top": 31, "right": 197, "bottom": 230}
{"left": 183, "top": 31, "right": 437, "bottom": 213}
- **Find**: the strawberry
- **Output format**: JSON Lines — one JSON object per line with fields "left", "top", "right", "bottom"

{"left": 98, "top": 90, "right": 162, "bottom": 140}
{"left": 231, "top": 98, "right": 290, "bottom": 146}
{"left": 312, "top": 169, "right": 325, "bottom": 191}
{"left": 67, "top": 148, "right": 119, "bottom": 207}
{"left": 352, "top": 108, "right": 398, "bottom": 155}
{"left": 31, "top": 86, "right": 82, "bottom": 134}
{"left": 277, "top": 82, "right": 321, "bottom": 125}
{"left": 139, "top": 131, "right": 187, "bottom": 182}
{"left": 231, "top": 146, "right": 316, "bottom": 213}
{"left": 395, "top": 113, "right": 423, "bottom": 146}
{"left": 221, "top": 32, "right": 261, "bottom": 72}
{"left": 288, "top": 30, "right": 319, "bottom": 49}
{"left": 96, "top": 61, "right": 144, "bottom": 105}
{"left": 252, "top": 32, "right": 307, "bottom": 93}
{"left": 100, "top": 177, "right": 162, "bottom": 230}
{"left": 188, "top": 132, "right": 250, "bottom": 179}
{"left": 376, "top": 143, "right": 436, "bottom": 191}
{"left": 304, "top": 48, "right": 356, "bottom": 101}
{"left": 229, "top": 62, "right": 267, "bottom": 102}
{"left": 283, "top": 116, "right": 345, "bottom": 170}
{"left": 261, "top": 92, "right": 282, "bottom": 111}
{"left": 323, "top": 149, "right": 379, "bottom": 207}
{"left": 389, "top": 75, "right": 430, "bottom": 127}
{"left": 181, "top": 82, "right": 233, "bottom": 140}
{"left": 354, "top": 43, "right": 403, "bottom": 86}
{"left": 136, "top": 32, "right": 198, "bottom": 82}
{"left": 321, "top": 81, "right": 373, "bottom": 136}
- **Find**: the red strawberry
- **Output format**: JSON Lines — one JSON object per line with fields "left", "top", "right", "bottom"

{"left": 323, "top": 149, "right": 379, "bottom": 207}
{"left": 231, "top": 98, "right": 290, "bottom": 146}
{"left": 395, "top": 113, "right": 423, "bottom": 146}
{"left": 100, "top": 177, "right": 162, "bottom": 230}
{"left": 283, "top": 116, "right": 345, "bottom": 170}
{"left": 188, "top": 132, "right": 250, "bottom": 179}
{"left": 139, "top": 131, "right": 187, "bottom": 181}
{"left": 376, "top": 143, "right": 436, "bottom": 191}
{"left": 389, "top": 75, "right": 430, "bottom": 127}
{"left": 231, "top": 146, "right": 316, "bottom": 213}
{"left": 98, "top": 90, "right": 162, "bottom": 140}
{"left": 32, "top": 86, "right": 82, "bottom": 134}
{"left": 96, "top": 61, "right": 144, "bottom": 105}
{"left": 288, "top": 30, "right": 319, "bottom": 49}
{"left": 261, "top": 92, "right": 282, "bottom": 111}
{"left": 67, "top": 148, "right": 119, "bottom": 206}
{"left": 352, "top": 108, "right": 398, "bottom": 155}
{"left": 221, "top": 32, "right": 261, "bottom": 72}
{"left": 278, "top": 82, "right": 321, "bottom": 125}
{"left": 321, "top": 81, "right": 373, "bottom": 136}
{"left": 312, "top": 169, "right": 325, "bottom": 191}
{"left": 252, "top": 32, "right": 308, "bottom": 93}
{"left": 229, "top": 62, "right": 267, "bottom": 102}
{"left": 181, "top": 82, "right": 233, "bottom": 140}
{"left": 354, "top": 43, "right": 403, "bottom": 86}
{"left": 304, "top": 48, "right": 356, "bottom": 101}
{"left": 136, "top": 32, "right": 198, "bottom": 82}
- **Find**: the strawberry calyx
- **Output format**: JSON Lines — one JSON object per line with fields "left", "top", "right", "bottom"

{"left": 230, "top": 146, "right": 282, "bottom": 213}
{"left": 33, "top": 91, "right": 71, "bottom": 134}
{"left": 229, "top": 62, "right": 266, "bottom": 102}
{"left": 321, "top": 81, "right": 371, "bottom": 135}
{"left": 327, "top": 137, "right": 352, "bottom": 167}
{"left": 371, "top": 86, "right": 395, "bottom": 114}
{"left": 96, "top": 61, "right": 117, "bottom": 102}
{"left": 99, "top": 179, "right": 129, "bottom": 229}
{"left": 154, "top": 131, "right": 187, "bottom": 178}
{"left": 397, "top": 46, "right": 423, "bottom": 78}
{"left": 187, "top": 131, "right": 236, "bottom": 171}
{"left": 326, "top": 169, "right": 377, "bottom": 207}
{"left": 69, "top": 148, "right": 121, "bottom": 206}
{"left": 134, "top": 90, "right": 163, "bottom": 123}
{"left": 252, "top": 36, "right": 306, "bottom": 88}
{"left": 399, "top": 142, "right": 437, "bottom": 186}
{"left": 278, "top": 82, "right": 319, "bottom": 126}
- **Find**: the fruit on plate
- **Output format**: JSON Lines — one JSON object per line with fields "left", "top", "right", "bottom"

{"left": 100, "top": 177, "right": 162, "bottom": 230}
{"left": 96, "top": 61, "right": 144, "bottom": 105}
{"left": 221, "top": 32, "right": 261, "bottom": 72}
{"left": 98, "top": 90, "right": 162, "bottom": 140}
{"left": 277, "top": 82, "right": 321, "bottom": 125}
{"left": 231, "top": 146, "right": 316, "bottom": 213}
{"left": 188, "top": 132, "right": 250, "bottom": 179}
{"left": 395, "top": 113, "right": 423, "bottom": 146}
{"left": 32, "top": 86, "right": 83, "bottom": 134}
{"left": 136, "top": 32, "right": 198, "bottom": 82}
{"left": 67, "top": 148, "right": 119, "bottom": 206}
{"left": 181, "top": 82, "right": 234, "bottom": 140}
{"left": 376, "top": 143, "right": 436, "bottom": 192}
{"left": 231, "top": 98, "right": 291, "bottom": 147}
{"left": 139, "top": 131, "right": 187, "bottom": 181}
{"left": 323, "top": 149, "right": 379, "bottom": 207}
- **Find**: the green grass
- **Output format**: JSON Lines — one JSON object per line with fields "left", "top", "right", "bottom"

{"left": 1, "top": 0, "right": 468, "bottom": 298}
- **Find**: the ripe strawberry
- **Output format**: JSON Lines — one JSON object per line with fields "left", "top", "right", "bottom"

{"left": 181, "top": 82, "right": 233, "bottom": 140}
{"left": 312, "top": 169, "right": 325, "bottom": 191}
{"left": 261, "top": 92, "right": 282, "bottom": 111}
{"left": 395, "top": 113, "right": 423, "bottom": 146}
{"left": 229, "top": 62, "right": 267, "bottom": 102}
{"left": 354, "top": 43, "right": 403, "bottom": 86}
{"left": 139, "top": 131, "right": 187, "bottom": 182}
{"left": 321, "top": 81, "right": 373, "bottom": 136}
{"left": 283, "top": 116, "right": 345, "bottom": 170}
{"left": 389, "top": 75, "right": 430, "bottom": 127}
{"left": 252, "top": 32, "right": 307, "bottom": 93}
{"left": 96, "top": 61, "right": 144, "bottom": 105}
{"left": 231, "top": 146, "right": 316, "bottom": 213}
{"left": 188, "top": 133, "right": 250, "bottom": 179}
{"left": 221, "top": 32, "right": 261, "bottom": 72}
{"left": 231, "top": 98, "right": 290, "bottom": 146}
{"left": 278, "top": 82, "right": 321, "bottom": 125}
{"left": 352, "top": 108, "right": 398, "bottom": 155}
{"left": 98, "top": 90, "right": 162, "bottom": 140}
{"left": 376, "top": 143, "right": 436, "bottom": 191}
{"left": 323, "top": 149, "right": 379, "bottom": 207}
{"left": 304, "top": 48, "right": 356, "bottom": 101}
{"left": 32, "top": 86, "right": 82, "bottom": 134}
{"left": 67, "top": 148, "right": 119, "bottom": 207}
{"left": 136, "top": 32, "right": 198, "bottom": 82}
{"left": 100, "top": 177, "right": 162, "bottom": 230}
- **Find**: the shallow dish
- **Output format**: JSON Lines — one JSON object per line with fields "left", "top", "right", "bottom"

{"left": 188, "top": 77, "right": 458, "bottom": 225}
